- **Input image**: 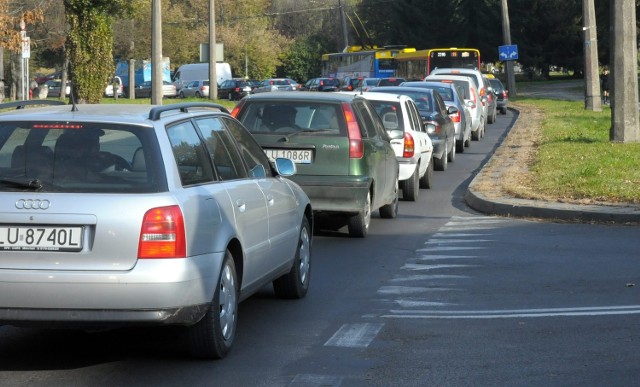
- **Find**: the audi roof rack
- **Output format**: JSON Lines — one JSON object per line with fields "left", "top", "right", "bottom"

{"left": 148, "top": 102, "right": 230, "bottom": 121}
{"left": 0, "top": 99, "right": 66, "bottom": 110}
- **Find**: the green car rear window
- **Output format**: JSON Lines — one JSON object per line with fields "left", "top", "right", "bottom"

{"left": 238, "top": 102, "right": 346, "bottom": 136}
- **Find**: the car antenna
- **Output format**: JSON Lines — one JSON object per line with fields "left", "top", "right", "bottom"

{"left": 69, "top": 79, "right": 78, "bottom": 112}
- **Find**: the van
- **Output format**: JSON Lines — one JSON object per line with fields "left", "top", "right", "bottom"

{"left": 172, "top": 62, "right": 232, "bottom": 91}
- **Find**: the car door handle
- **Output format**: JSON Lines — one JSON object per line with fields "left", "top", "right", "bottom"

{"left": 235, "top": 199, "right": 246, "bottom": 213}
{"left": 266, "top": 194, "right": 274, "bottom": 206}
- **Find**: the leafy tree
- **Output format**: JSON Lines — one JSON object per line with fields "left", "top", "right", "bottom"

{"left": 64, "top": 0, "right": 141, "bottom": 103}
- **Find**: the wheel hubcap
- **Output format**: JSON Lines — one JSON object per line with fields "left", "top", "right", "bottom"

{"left": 298, "top": 227, "right": 310, "bottom": 285}
{"left": 219, "top": 263, "right": 237, "bottom": 340}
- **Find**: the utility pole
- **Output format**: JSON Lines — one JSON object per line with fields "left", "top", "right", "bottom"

{"left": 151, "top": 0, "right": 163, "bottom": 105}
{"left": 338, "top": 0, "right": 349, "bottom": 51}
{"left": 209, "top": 0, "right": 218, "bottom": 100}
{"left": 582, "top": 0, "right": 601, "bottom": 111}
{"left": 610, "top": 0, "right": 639, "bottom": 142}
{"left": 500, "top": 0, "right": 516, "bottom": 97}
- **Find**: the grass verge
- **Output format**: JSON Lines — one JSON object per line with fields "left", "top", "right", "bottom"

{"left": 509, "top": 99, "right": 640, "bottom": 204}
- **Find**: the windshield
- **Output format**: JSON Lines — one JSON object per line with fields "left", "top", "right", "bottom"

{"left": 237, "top": 102, "right": 345, "bottom": 135}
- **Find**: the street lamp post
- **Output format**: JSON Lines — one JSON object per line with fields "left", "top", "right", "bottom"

{"left": 500, "top": 0, "right": 516, "bottom": 97}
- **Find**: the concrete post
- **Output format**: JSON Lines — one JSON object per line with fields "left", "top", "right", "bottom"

{"left": 583, "top": 0, "right": 601, "bottom": 111}
{"left": 151, "top": 0, "right": 163, "bottom": 105}
{"left": 209, "top": 0, "right": 218, "bottom": 100}
{"left": 500, "top": 0, "right": 516, "bottom": 97}
{"left": 610, "top": 0, "right": 640, "bottom": 142}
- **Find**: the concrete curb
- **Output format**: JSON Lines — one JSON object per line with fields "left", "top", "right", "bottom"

{"left": 464, "top": 107, "right": 640, "bottom": 224}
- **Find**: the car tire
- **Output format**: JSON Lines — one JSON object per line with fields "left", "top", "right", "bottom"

{"left": 448, "top": 139, "right": 456, "bottom": 162}
{"left": 471, "top": 129, "right": 480, "bottom": 141}
{"left": 500, "top": 107, "right": 507, "bottom": 114}
{"left": 464, "top": 135, "right": 471, "bottom": 147}
{"left": 273, "top": 217, "right": 311, "bottom": 299}
{"left": 403, "top": 167, "right": 419, "bottom": 201}
{"left": 228, "top": 93, "right": 233, "bottom": 101}
{"left": 188, "top": 250, "right": 238, "bottom": 359}
{"left": 178, "top": 91, "right": 185, "bottom": 99}
{"left": 195, "top": 92, "right": 202, "bottom": 98}
{"left": 488, "top": 108, "right": 496, "bottom": 124}
{"left": 456, "top": 139, "right": 464, "bottom": 153}
{"left": 434, "top": 152, "right": 447, "bottom": 171}
{"left": 380, "top": 179, "right": 399, "bottom": 219}
{"left": 419, "top": 159, "right": 434, "bottom": 189}
{"left": 348, "top": 191, "right": 371, "bottom": 238}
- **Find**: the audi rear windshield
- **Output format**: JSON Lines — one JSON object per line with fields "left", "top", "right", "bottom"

{"left": 0, "top": 122, "right": 166, "bottom": 193}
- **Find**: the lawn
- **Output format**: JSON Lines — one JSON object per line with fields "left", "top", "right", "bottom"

{"left": 513, "top": 98, "right": 640, "bottom": 204}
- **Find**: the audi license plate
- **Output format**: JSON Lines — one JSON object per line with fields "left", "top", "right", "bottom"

{"left": 0, "top": 226, "right": 83, "bottom": 252}
{"left": 264, "top": 149, "right": 313, "bottom": 164}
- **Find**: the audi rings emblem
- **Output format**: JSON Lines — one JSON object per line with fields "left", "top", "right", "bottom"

{"left": 15, "top": 199, "right": 51, "bottom": 210}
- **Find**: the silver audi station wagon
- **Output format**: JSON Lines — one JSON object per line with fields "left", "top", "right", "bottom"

{"left": 0, "top": 100, "right": 313, "bottom": 359}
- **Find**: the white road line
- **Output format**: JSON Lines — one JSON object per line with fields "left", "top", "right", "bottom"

{"left": 432, "top": 233, "right": 491, "bottom": 238}
{"left": 391, "top": 299, "right": 453, "bottom": 308}
{"left": 290, "top": 374, "right": 343, "bottom": 387}
{"left": 415, "top": 255, "right": 478, "bottom": 260}
{"left": 424, "top": 239, "right": 493, "bottom": 244}
{"left": 381, "top": 305, "right": 640, "bottom": 319}
{"left": 324, "top": 323, "right": 384, "bottom": 348}
{"left": 377, "top": 286, "right": 457, "bottom": 295}
{"left": 401, "top": 263, "right": 474, "bottom": 271}
{"left": 390, "top": 274, "right": 469, "bottom": 282}
{"left": 417, "top": 246, "right": 484, "bottom": 252}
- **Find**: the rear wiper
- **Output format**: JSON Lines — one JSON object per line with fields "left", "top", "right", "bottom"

{"left": 0, "top": 178, "right": 44, "bottom": 191}
{"left": 283, "top": 129, "right": 335, "bottom": 141}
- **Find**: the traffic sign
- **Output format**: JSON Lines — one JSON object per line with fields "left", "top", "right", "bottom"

{"left": 498, "top": 45, "right": 518, "bottom": 61}
{"left": 21, "top": 37, "right": 30, "bottom": 59}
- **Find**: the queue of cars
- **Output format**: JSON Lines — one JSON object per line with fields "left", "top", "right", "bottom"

{"left": 2, "top": 68, "right": 506, "bottom": 360}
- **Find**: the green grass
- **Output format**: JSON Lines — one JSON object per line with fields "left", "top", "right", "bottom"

{"left": 516, "top": 98, "right": 640, "bottom": 204}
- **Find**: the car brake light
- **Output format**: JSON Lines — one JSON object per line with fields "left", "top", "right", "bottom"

{"left": 230, "top": 101, "right": 243, "bottom": 117}
{"left": 451, "top": 110, "right": 461, "bottom": 123}
{"left": 341, "top": 102, "right": 363, "bottom": 159}
{"left": 138, "top": 205, "right": 186, "bottom": 259}
{"left": 403, "top": 132, "right": 415, "bottom": 158}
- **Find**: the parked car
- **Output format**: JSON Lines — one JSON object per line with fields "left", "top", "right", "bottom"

{"left": 104, "top": 76, "right": 124, "bottom": 97}
{"left": 483, "top": 75, "right": 498, "bottom": 124}
{"left": 218, "top": 78, "right": 252, "bottom": 100}
{"left": 178, "top": 80, "right": 210, "bottom": 98}
{"left": 429, "top": 68, "right": 492, "bottom": 126}
{"left": 231, "top": 91, "right": 399, "bottom": 238}
{"left": 251, "top": 78, "right": 299, "bottom": 94}
{"left": 339, "top": 76, "right": 364, "bottom": 91}
{"left": 133, "top": 80, "right": 178, "bottom": 98}
{"left": 376, "top": 77, "right": 406, "bottom": 87}
{"left": 306, "top": 77, "right": 340, "bottom": 92}
{"left": 489, "top": 78, "right": 509, "bottom": 114}
{"left": 0, "top": 100, "right": 313, "bottom": 359}
{"left": 370, "top": 86, "right": 456, "bottom": 171}
{"left": 359, "top": 92, "right": 434, "bottom": 201}
{"left": 401, "top": 81, "right": 472, "bottom": 153}
{"left": 359, "top": 78, "right": 381, "bottom": 91}
{"left": 424, "top": 74, "right": 484, "bottom": 141}
{"left": 44, "top": 79, "right": 70, "bottom": 98}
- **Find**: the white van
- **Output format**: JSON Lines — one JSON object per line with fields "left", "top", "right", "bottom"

{"left": 172, "top": 62, "right": 232, "bottom": 91}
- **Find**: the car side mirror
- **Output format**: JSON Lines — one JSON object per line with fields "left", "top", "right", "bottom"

{"left": 273, "top": 157, "right": 296, "bottom": 177}
{"left": 447, "top": 106, "right": 459, "bottom": 115}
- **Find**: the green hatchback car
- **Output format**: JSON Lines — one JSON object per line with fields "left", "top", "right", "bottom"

{"left": 232, "top": 91, "right": 399, "bottom": 238}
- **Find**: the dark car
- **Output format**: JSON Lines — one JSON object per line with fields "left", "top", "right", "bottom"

{"left": 489, "top": 78, "right": 509, "bottom": 114}
{"left": 370, "top": 86, "right": 456, "bottom": 171}
{"left": 306, "top": 77, "right": 340, "bottom": 92}
{"left": 219, "top": 78, "right": 253, "bottom": 101}
{"left": 231, "top": 91, "right": 400, "bottom": 238}
{"left": 401, "top": 81, "right": 472, "bottom": 153}
{"left": 376, "top": 77, "right": 406, "bottom": 87}
{"left": 339, "top": 76, "right": 364, "bottom": 91}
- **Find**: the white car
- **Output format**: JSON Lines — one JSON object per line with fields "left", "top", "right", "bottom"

{"left": 430, "top": 68, "right": 491, "bottom": 127}
{"left": 357, "top": 92, "right": 434, "bottom": 201}
{"left": 425, "top": 74, "right": 484, "bottom": 141}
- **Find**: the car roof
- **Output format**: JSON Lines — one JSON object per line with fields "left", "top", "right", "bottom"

{"left": 244, "top": 91, "right": 366, "bottom": 103}
{"left": 426, "top": 74, "right": 475, "bottom": 85}
{"left": 403, "top": 81, "right": 455, "bottom": 88}
{"left": 370, "top": 86, "right": 435, "bottom": 95}
{"left": 0, "top": 102, "right": 229, "bottom": 126}
{"left": 358, "top": 91, "right": 413, "bottom": 102}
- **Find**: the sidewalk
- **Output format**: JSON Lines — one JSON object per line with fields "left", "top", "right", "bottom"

{"left": 464, "top": 94, "right": 640, "bottom": 225}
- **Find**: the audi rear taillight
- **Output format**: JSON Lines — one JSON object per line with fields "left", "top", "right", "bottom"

{"left": 138, "top": 205, "right": 186, "bottom": 259}
{"left": 342, "top": 102, "right": 363, "bottom": 159}
{"left": 403, "top": 132, "right": 415, "bottom": 158}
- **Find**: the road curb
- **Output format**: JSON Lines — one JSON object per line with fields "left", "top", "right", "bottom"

{"left": 464, "top": 107, "right": 640, "bottom": 224}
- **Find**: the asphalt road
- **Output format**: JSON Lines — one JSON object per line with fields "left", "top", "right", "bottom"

{"left": 1, "top": 109, "right": 638, "bottom": 387}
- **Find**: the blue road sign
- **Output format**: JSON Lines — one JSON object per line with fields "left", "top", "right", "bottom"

{"left": 498, "top": 45, "right": 518, "bottom": 61}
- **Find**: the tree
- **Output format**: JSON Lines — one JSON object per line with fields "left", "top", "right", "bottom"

{"left": 64, "top": 0, "right": 142, "bottom": 103}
